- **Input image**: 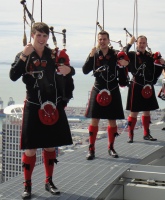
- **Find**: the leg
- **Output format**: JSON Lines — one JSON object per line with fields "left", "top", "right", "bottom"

{"left": 107, "top": 120, "right": 118, "bottom": 158}
{"left": 21, "top": 149, "right": 37, "bottom": 199}
{"left": 43, "top": 148, "right": 60, "bottom": 195}
{"left": 142, "top": 111, "right": 157, "bottom": 141}
{"left": 86, "top": 118, "right": 99, "bottom": 160}
{"left": 127, "top": 113, "right": 138, "bottom": 143}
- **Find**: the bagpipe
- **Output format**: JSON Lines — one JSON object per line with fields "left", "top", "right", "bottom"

{"left": 124, "top": 27, "right": 165, "bottom": 99}
{"left": 20, "top": 0, "right": 74, "bottom": 104}
{"left": 49, "top": 26, "right": 74, "bottom": 103}
{"left": 94, "top": 22, "right": 130, "bottom": 86}
{"left": 123, "top": 27, "right": 165, "bottom": 67}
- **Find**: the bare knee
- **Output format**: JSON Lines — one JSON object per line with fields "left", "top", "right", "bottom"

{"left": 25, "top": 149, "right": 37, "bottom": 156}
{"left": 91, "top": 118, "right": 100, "bottom": 126}
{"left": 108, "top": 120, "right": 116, "bottom": 127}
{"left": 130, "top": 112, "right": 138, "bottom": 118}
{"left": 44, "top": 147, "right": 55, "bottom": 152}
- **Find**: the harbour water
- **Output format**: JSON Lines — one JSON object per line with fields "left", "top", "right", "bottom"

{"left": 1, "top": 65, "right": 165, "bottom": 109}
{"left": 1, "top": 65, "right": 165, "bottom": 133}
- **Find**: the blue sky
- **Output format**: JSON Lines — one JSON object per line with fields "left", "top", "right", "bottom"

{"left": 0, "top": 0, "right": 165, "bottom": 65}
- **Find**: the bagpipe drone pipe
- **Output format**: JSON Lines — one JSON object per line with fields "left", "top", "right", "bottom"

{"left": 20, "top": 0, "right": 75, "bottom": 105}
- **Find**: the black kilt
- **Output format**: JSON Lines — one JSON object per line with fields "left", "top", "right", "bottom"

{"left": 126, "top": 82, "right": 159, "bottom": 112}
{"left": 85, "top": 86, "right": 125, "bottom": 119}
{"left": 21, "top": 101, "right": 73, "bottom": 149}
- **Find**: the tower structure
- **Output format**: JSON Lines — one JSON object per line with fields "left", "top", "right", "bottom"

{"left": 1, "top": 104, "right": 42, "bottom": 182}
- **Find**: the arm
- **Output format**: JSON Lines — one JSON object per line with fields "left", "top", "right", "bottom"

{"left": 10, "top": 52, "right": 27, "bottom": 81}
{"left": 82, "top": 47, "right": 97, "bottom": 74}
{"left": 162, "top": 69, "right": 165, "bottom": 78}
{"left": 153, "top": 52, "right": 165, "bottom": 84}
{"left": 118, "top": 66, "right": 129, "bottom": 87}
{"left": 123, "top": 36, "right": 136, "bottom": 53}
{"left": 58, "top": 65, "right": 75, "bottom": 77}
{"left": 82, "top": 55, "right": 95, "bottom": 74}
{"left": 10, "top": 42, "right": 34, "bottom": 81}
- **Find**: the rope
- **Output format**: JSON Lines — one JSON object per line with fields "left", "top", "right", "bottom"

{"left": 94, "top": 0, "right": 99, "bottom": 47}
{"left": 29, "top": 0, "right": 35, "bottom": 43}
{"left": 23, "top": 7, "right": 27, "bottom": 46}
{"left": 102, "top": 0, "right": 104, "bottom": 30}
{"left": 133, "top": 0, "right": 138, "bottom": 40}
{"left": 93, "top": 0, "right": 100, "bottom": 72}
{"left": 132, "top": 0, "right": 138, "bottom": 70}
{"left": 41, "top": 0, "right": 42, "bottom": 22}
{"left": 25, "top": 0, "right": 35, "bottom": 73}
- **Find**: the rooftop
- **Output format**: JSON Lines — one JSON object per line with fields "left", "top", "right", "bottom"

{"left": 0, "top": 121, "right": 165, "bottom": 199}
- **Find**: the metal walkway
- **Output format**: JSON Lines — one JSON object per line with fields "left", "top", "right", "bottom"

{"left": 0, "top": 122, "right": 165, "bottom": 200}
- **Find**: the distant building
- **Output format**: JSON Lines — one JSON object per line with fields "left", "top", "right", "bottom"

{"left": 1, "top": 104, "right": 88, "bottom": 182}
{"left": 1, "top": 104, "right": 42, "bottom": 182}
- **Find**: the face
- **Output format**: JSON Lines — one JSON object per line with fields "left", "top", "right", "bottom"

{"left": 136, "top": 37, "right": 147, "bottom": 53}
{"left": 97, "top": 34, "right": 110, "bottom": 50}
{"left": 31, "top": 31, "right": 49, "bottom": 49}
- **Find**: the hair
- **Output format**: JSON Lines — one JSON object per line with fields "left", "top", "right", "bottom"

{"left": 137, "top": 35, "right": 147, "bottom": 42}
{"left": 98, "top": 30, "right": 109, "bottom": 39}
{"left": 31, "top": 22, "right": 50, "bottom": 35}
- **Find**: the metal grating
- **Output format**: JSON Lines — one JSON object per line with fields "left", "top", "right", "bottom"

{"left": 0, "top": 122, "right": 165, "bottom": 199}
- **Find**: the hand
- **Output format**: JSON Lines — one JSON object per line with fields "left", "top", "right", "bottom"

{"left": 118, "top": 59, "right": 129, "bottom": 67}
{"left": 160, "top": 58, "right": 165, "bottom": 65}
{"left": 129, "top": 36, "right": 136, "bottom": 45}
{"left": 117, "top": 51, "right": 130, "bottom": 67}
{"left": 57, "top": 65, "right": 71, "bottom": 76}
{"left": 90, "top": 47, "right": 97, "bottom": 57}
{"left": 22, "top": 43, "right": 34, "bottom": 56}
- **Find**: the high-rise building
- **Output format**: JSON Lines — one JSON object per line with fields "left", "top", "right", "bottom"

{"left": 1, "top": 104, "right": 43, "bottom": 182}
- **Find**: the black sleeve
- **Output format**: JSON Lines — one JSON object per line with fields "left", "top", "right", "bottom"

{"left": 65, "top": 65, "right": 75, "bottom": 77}
{"left": 10, "top": 52, "right": 26, "bottom": 81}
{"left": 123, "top": 43, "right": 132, "bottom": 53}
{"left": 82, "top": 55, "right": 94, "bottom": 74}
{"left": 153, "top": 65, "right": 164, "bottom": 85}
{"left": 69, "top": 66, "right": 75, "bottom": 76}
{"left": 126, "top": 51, "right": 136, "bottom": 73}
{"left": 118, "top": 66, "right": 129, "bottom": 87}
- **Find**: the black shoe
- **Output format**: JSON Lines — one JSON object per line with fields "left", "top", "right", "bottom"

{"left": 162, "top": 127, "right": 165, "bottom": 130}
{"left": 127, "top": 138, "right": 133, "bottom": 143}
{"left": 86, "top": 150, "right": 95, "bottom": 160}
{"left": 143, "top": 134, "right": 157, "bottom": 141}
{"left": 108, "top": 148, "right": 119, "bottom": 158}
{"left": 21, "top": 185, "right": 31, "bottom": 199}
{"left": 127, "top": 131, "right": 134, "bottom": 143}
{"left": 45, "top": 177, "right": 60, "bottom": 195}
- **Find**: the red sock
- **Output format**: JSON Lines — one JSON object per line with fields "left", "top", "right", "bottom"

{"left": 22, "top": 153, "right": 36, "bottom": 185}
{"left": 43, "top": 150, "right": 56, "bottom": 183}
{"left": 127, "top": 116, "right": 137, "bottom": 138}
{"left": 142, "top": 115, "right": 150, "bottom": 136}
{"left": 88, "top": 125, "right": 98, "bottom": 151}
{"left": 107, "top": 126, "right": 117, "bottom": 149}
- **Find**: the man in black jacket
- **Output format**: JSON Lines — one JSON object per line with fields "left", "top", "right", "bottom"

{"left": 126, "top": 35, "right": 165, "bottom": 143}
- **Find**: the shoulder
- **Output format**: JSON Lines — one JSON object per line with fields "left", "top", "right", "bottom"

{"left": 45, "top": 46, "right": 53, "bottom": 54}
{"left": 145, "top": 51, "right": 153, "bottom": 58}
{"left": 109, "top": 48, "right": 117, "bottom": 56}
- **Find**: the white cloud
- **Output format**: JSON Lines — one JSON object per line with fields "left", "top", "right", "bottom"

{"left": 0, "top": 0, "right": 165, "bottom": 62}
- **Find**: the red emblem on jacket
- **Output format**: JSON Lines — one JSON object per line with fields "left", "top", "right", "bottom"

{"left": 96, "top": 89, "right": 112, "bottom": 106}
